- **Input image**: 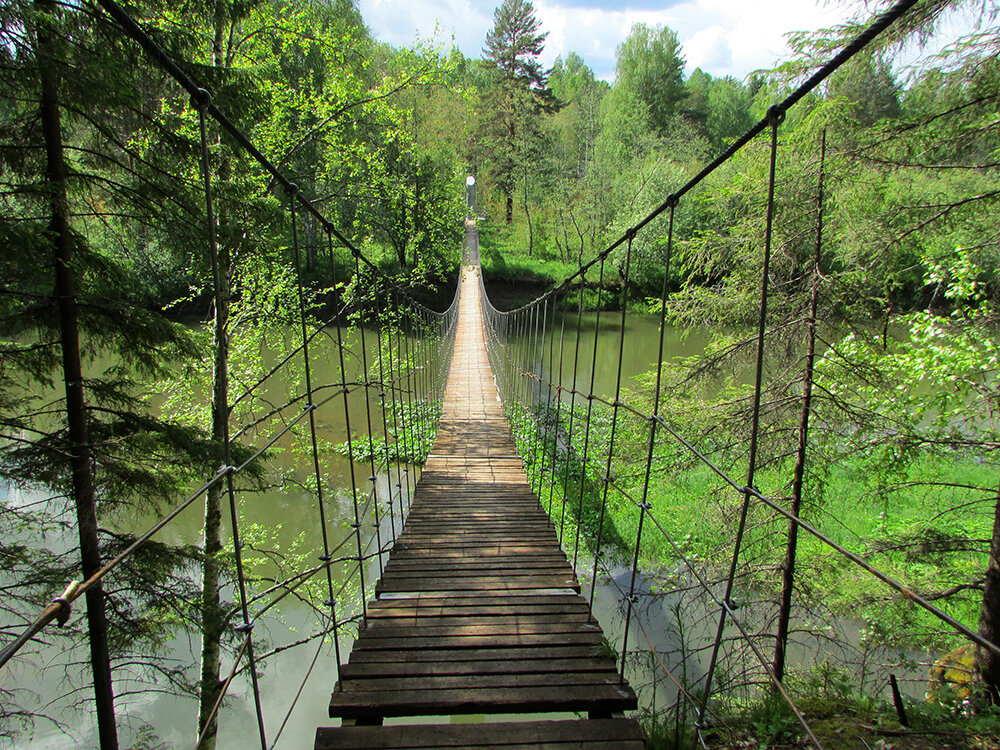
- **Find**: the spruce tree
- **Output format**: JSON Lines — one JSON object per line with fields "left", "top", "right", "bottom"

{"left": 1, "top": 0, "right": 210, "bottom": 742}
{"left": 481, "top": 0, "right": 558, "bottom": 224}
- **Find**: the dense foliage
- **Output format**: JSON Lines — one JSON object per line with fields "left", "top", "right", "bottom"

{"left": 2, "top": 0, "right": 1000, "bottom": 745}
{"left": 464, "top": 0, "right": 1000, "bottom": 741}
{"left": 0, "top": 0, "right": 460, "bottom": 745}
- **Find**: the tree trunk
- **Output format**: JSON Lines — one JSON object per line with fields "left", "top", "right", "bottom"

{"left": 198, "top": 484, "right": 225, "bottom": 749}
{"left": 412, "top": 174, "right": 422, "bottom": 268}
{"left": 197, "top": 152, "right": 232, "bottom": 750}
{"left": 522, "top": 165, "right": 533, "bottom": 257}
{"left": 198, "top": 10, "right": 231, "bottom": 747}
{"left": 399, "top": 197, "right": 408, "bottom": 267}
{"left": 36, "top": 3, "right": 119, "bottom": 748}
{"left": 976, "top": 487, "right": 1000, "bottom": 703}
{"left": 774, "top": 129, "right": 825, "bottom": 685}
{"left": 506, "top": 115, "right": 515, "bottom": 224}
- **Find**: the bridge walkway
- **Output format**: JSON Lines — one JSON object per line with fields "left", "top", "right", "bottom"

{"left": 315, "top": 265, "right": 642, "bottom": 748}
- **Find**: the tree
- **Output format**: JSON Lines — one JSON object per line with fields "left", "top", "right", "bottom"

{"left": 544, "top": 53, "right": 609, "bottom": 262}
{"left": 480, "top": 0, "right": 558, "bottom": 223}
{"left": 705, "top": 75, "right": 753, "bottom": 148}
{"left": 614, "top": 23, "right": 686, "bottom": 136}
{"left": 1, "top": 1, "right": 209, "bottom": 743}
{"left": 827, "top": 54, "right": 901, "bottom": 126}
{"left": 548, "top": 53, "right": 607, "bottom": 179}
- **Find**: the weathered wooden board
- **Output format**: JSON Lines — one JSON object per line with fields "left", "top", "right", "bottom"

{"left": 315, "top": 719, "right": 644, "bottom": 749}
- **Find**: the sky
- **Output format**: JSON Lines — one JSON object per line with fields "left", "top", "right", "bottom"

{"left": 357, "top": 0, "right": 978, "bottom": 82}
{"left": 358, "top": 0, "right": 862, "bottom": 81}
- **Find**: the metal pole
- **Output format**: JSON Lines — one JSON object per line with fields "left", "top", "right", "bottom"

{"left": 621, "top": 202, "right": 677, "bottom": 682}
{"left": 589, "top": 238, "right": 633, "bottom": 613}
{"left": 574, "top": 256, "right": 606, "bottom": 570}
{"left": 696, "top": 108, "right": 784, "bottom": 743}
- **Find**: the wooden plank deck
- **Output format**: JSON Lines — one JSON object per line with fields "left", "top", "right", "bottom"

{"left": 316, "top": 265, "right": 642, "bottom": 749}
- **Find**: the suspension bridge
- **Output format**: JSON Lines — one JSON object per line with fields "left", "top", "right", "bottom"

{"left": 3, "top": 1, "right": 999, "bottom": 749}
{"left": 315, "top": 259, "right": 642, "bottom": 748}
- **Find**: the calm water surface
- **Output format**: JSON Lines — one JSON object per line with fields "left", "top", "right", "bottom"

{"left": 9, "top": 311, "right": 900, "bottom": 748}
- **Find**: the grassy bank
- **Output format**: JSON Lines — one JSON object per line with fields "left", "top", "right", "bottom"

{"left": 505, "top": 388, "right": 998, "bottom": 747}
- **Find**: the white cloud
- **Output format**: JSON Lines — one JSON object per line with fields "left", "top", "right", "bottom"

{"left": 681, "top": 25, "right": 733, "bottom": 74}
{"left": 358, "top": 0, "right": 492, "bottom": 55}
{"left": 359, "top": 1, "right": 970, "bottom": 83}
{"left": 538, "top": 0, "right": 858, "bottom": 80}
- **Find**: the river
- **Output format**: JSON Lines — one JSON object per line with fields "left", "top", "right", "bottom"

{"left": 2, "top": 310, "right": 928, "bottom": 748}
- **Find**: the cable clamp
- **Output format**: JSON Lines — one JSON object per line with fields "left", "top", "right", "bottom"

{"left": 350, "top": 522, "right": 362, "bottom": 529}
{"left": 766, "top": 104, "right": 786, "bottom": 126}
{"left": 51, "top": 598, "right": 72, "bottom": 626}
{"left": 640, "top": 502, "right": 652, "bottom": 511}
{"left": 192, "top": 87, "right": 212, "bottom": 109}
{"left": 319, "top": 553, "right": 333, "bottom": 562}
{"left": 216, "top": 464, "right": 236, "bottom": 476}
{"left": 324, "top": 599, "right": 337, "bottom": 608}
{"left": 234, "top": 620, "right": 255, "bottom": 634}
{"left": 369, "top": 475, "right": 377, "bottom": 482}
{"left": 665, "top": 193, "right": 679, "bottom": 209}
{"left": 305, "top": 402, "right": 317, "bottom": 411}
{"left": 51, "top": 580, "right": 79, "bottom": 626}
{"left": 285, "top": 182, "right": 300, "bottom": 196}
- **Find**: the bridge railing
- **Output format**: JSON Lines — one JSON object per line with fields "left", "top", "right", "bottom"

{"left": 479, "top": 0, "right": 1000, "bottom": 745}
{"left": 0, "top": 1, "right": 459, "bottom": 747}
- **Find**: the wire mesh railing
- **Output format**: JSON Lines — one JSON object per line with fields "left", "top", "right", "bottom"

{"left": 478, "top": 0, "right": 1000, "bottom": 746}
{"left": 0, "top": 1, "right": 459, "bottom": 748}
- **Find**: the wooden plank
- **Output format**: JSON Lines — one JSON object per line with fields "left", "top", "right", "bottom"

{"left": 370, "top": 593, "right": 585, "bottom": 607}
{"left": 363, "top": 614, "right": 592, "bottom": 628}
{"left": 328, "top": 684, "right": 638, "bottom": 718}
{"left": 384, "top": 552, "right": 569, "bottom": 561}
{"left": 338, "top": 671, "right": 624, "bottom": 692}
{"left": 339, "top": 657, "right": 617, "bottom": 679}
{"left": 349, "top": 631, "right": 604, "bottom": 651}
{"left": 395, "top": 535, "right": 557, "bottom": 543}
{"left": 355, "top": 621, "right": 601, "bottom": 639}
{"left": 380, "top": 556, "right": 568, "bottom": 567}
{"left": 380, "top": 567, "right": 575, "bottom": 580}
{"left": 375, "top": 581, "right": 581, "bottom": 596}
{"left": 386, "top": 547, "right": 572, "bottom": 558}
{"left": 375, "top": 588, "right": 583, "bottom": 600}
{"left": 316, "top": 719, "right": 644, "bottom": 750}
{"left": 394, "top": 530, "right": 555, "bottom": 536}
{"left": 366, "top": 605, "right": 590, "bottom": 619}
{"left": 376, "top": 572, "right": 580, "bottom": 591}
{"left": 318, "top": 737, "right": 644, "bottom": 750}
{"left": 383, "top": 556, "right": 571, "bottom": 569}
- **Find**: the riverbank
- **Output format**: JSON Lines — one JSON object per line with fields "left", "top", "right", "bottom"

{"left": 497, "top": 303, "right": 1000, "bottom": 748}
